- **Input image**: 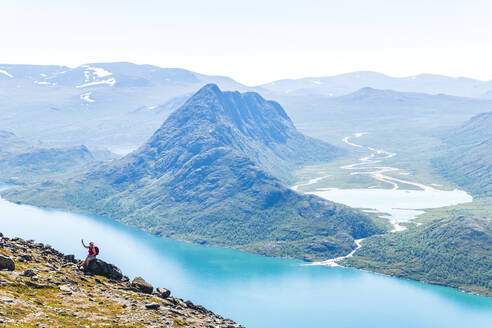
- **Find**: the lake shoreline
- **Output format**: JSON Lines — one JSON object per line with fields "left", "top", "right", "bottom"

{"left": 1, "top": 187, "right": 488, "bottom": 299}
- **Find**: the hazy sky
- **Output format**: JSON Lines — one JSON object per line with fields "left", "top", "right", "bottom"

{"left": 1, "top": 0, "right": 491, "bottom": 85}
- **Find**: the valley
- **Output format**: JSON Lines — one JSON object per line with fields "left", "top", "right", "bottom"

{"left": 293, "top": 132, "right": 472, "bottom": 231}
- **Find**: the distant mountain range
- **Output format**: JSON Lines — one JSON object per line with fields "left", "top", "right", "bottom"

{"left": 2, "top": 63, "right": 492, "bottom": 151}
{"left": 260, "top": 71, "right": 492, "bottom": 98}
{"left": 275, "top": 87, "right": 492, "bottom": 146}
{"left": 3, "top": 85, "right": 385, "bottom": 261}
{"left": 0, "top": 62, "right": 249, "bottom": 150}
{"left": 0, "top": 62, "right": 245, "bottom": 90}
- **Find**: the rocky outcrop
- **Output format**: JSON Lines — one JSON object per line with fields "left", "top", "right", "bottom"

{"left": 155, "top": 287, "right": 171, "bottom": 299}
{"left": 63, "top": 254, "right": 76, "bottom": 263}
{"left": 131, "top": 276, "right": 154, "bottom": 294}
{"left": 0, "top": 232, "right": 244, "bottom": 328}
{"left": 145, "top": 302, "right": 160, "bottom": 310}
{"left": 0, "top": 255, "right": 15, "bottom": 271}
{"left": 22, "top": 269, "right": 36, "bottom": 277}
{"left": 84, "top": 258, "right": 123, "bottom": 280}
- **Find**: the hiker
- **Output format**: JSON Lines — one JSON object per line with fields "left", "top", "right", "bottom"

{"left": 81, "top": 239, "right": 99, "bottom": 267}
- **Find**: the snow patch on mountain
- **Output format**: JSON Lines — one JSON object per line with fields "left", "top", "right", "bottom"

{"left": 0, "top": 69, "right": 14, "bottom": 78}
{"left": 83, "top": 65, "right": 112, "bottom": 78}
{"left": 34, "top": 81, "right": 56, "bottom": 86}
{"left": 80, "top": 92, "right": 95, "bottom": 103}
{"left": 76, "top": 78, "right": 116, "bottom": 88}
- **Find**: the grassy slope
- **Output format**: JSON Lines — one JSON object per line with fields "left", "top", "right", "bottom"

{"left": 433, "top": 139, "right": 492, "bottom": 198}
{"left": 432, "top": 111, "right": 492, "bottom": 198}
{"left": 342, "top": 216, "right": 492, "bottom": 296}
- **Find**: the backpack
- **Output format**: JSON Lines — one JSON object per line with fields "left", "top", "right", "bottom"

{"left": 94, "top": 246, "right": 99, "bottom": 256}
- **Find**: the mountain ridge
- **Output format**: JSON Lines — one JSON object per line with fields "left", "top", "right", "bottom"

{"left": 260, "top": 71, "right": 492, "bottom": 98}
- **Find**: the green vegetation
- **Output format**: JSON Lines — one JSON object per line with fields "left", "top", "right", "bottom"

{"left": 342, "top": 216, "right": 492, "bottom": 296}
{"left": 418, "top": 198, "right": 492, "bottom": 223}
{"left": 433, "top": 111, "right": 492, "bottom": 198}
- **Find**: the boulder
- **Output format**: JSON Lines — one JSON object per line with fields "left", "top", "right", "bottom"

{"left": 25, "top": 280, "right": 53, "bottom": 289}
{"left": 63, "top": 254, "right": 76, "bottom": 263}
{"left": 84, "top": 259, "right": 123, "bottom": 280}
{"left": 59, "top": 285, "right": 72, "bottom": 293}
{"left": 20, "top": 254, "right": 32, "bottom": 262}
{"left": 154, "top": 287, "right": 171, "bottom": 299}
{"left": 0, "top": 255, "right": 15, "bottom": 271}
{"left": 131, "top": 276, "right": 153, "bottom": 294}
{"left": 145, "top": 302, "right": 160, "bottom": 310}
{"left": 22, "top": 269, "right": 36, "bottom": 277}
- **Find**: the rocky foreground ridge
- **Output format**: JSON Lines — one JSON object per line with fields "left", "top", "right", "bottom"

{"left": 0, "top": 232, "right": 243, "bottom": 327}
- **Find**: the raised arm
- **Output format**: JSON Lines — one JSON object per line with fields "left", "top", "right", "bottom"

{"left": 81, "top": 239, "right": 89, "bottom": 248}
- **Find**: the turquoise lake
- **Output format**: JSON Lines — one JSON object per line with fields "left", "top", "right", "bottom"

{"left": 1, "top": 189, "right": 491, "bottom": 328}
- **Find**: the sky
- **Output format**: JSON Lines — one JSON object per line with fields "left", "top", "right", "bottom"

{"left": 1, "top": 0, "right": 491, "bottom": 85}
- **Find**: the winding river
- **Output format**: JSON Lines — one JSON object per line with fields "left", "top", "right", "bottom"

{"left": 0, "top": 184, "right": 491, "bottom": 327}
{"left": 300, "top": 133, "right": 472, "bottom": 231}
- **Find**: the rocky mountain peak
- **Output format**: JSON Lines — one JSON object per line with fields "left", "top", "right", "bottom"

{"left": 129, "top": 84, "right": 339, "bottom": 183}
{"left": 161, "top": 83, "right": 293, "bottom": 143}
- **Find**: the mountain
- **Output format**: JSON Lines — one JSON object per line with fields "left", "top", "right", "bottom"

{"left": 0, "top": 130, "right": 96, "bottom": 184}
{"left": 433, "top": 111, "right": 492, "bottom": 197}
{"left": 0, "top": 63, "right": 249, "bottom": 150}
{"left": 260, "top": 71, "right": 492, "bottom": 98}
{"left": 0, "top": 233, "right": 243, "bottom": 327}
{"left": 3, "top": 85, "right": 385, "bottom": 261}
{"left": 342, "top": 216, "right": 492, "bottom": 297}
